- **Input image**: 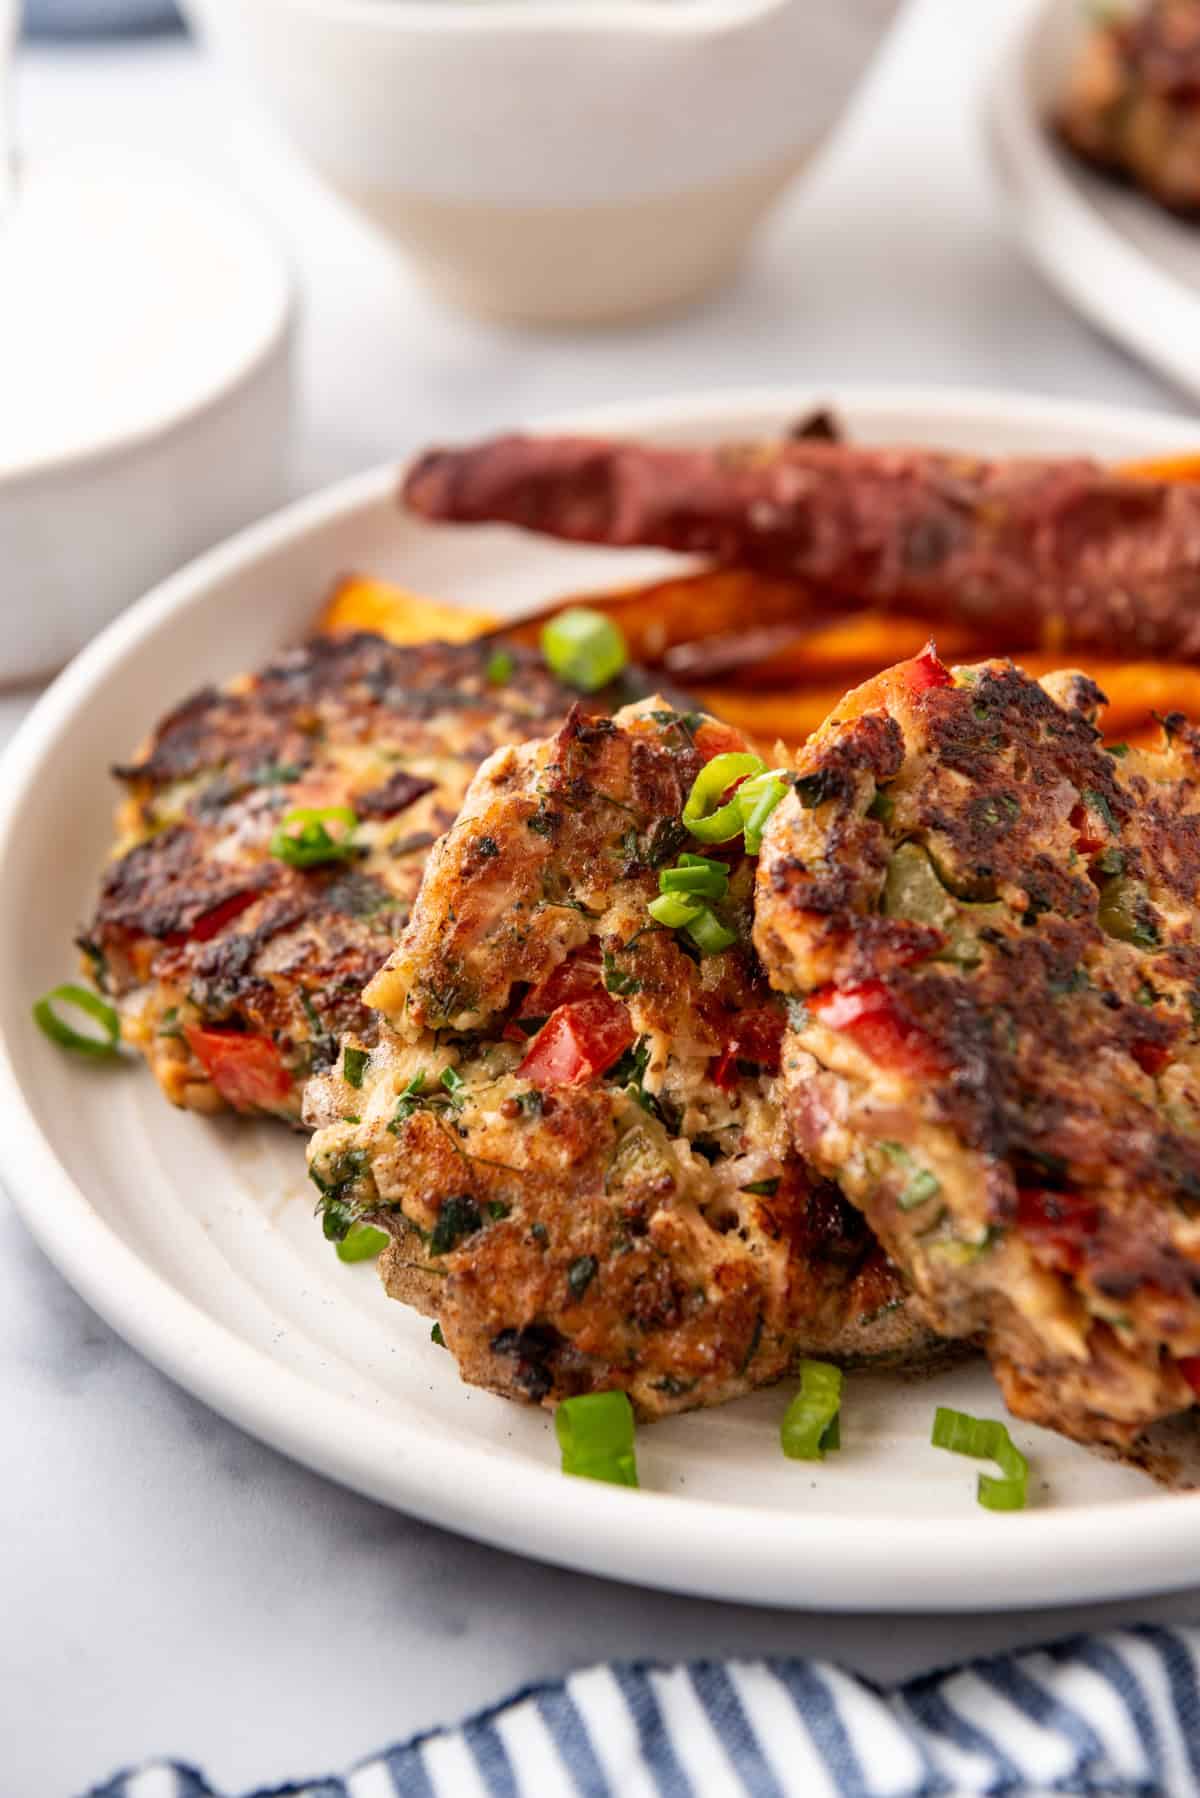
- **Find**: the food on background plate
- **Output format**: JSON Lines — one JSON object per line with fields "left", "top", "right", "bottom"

{"left": 1057, "top": 0, "right": 1200, "bottom": 215}
{"left": 304, "top": 699, "right": 937, "bottom": 1416}
{"left": 754, "top": 648, "right": 1200, "bottom": 1449}
{"left": 79, "top": 634, "right": 581, "bottom": 1124}
{"left": 402, "top": 431, "right": 1200, "bottom": 661}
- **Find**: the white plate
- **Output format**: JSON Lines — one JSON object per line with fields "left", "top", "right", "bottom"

{"left": 6, "top": 385, "right": 1200, "bottom": 1612}
{"left": 987, "top": 0, "right": 1200, "bottom": 404}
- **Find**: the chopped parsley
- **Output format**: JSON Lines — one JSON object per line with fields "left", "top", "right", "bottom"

{"left": 429, "top": 1194, "right": 482, "bottom": 1256}
{"left": 343, "top": 1047, "right": 369, "bottom": 1089}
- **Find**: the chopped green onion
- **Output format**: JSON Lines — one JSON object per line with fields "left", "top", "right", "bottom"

{"left": 659, "top": 863, "right": 728, "bottom": 898}
{"left": 270, "top": 806, "right": 358, "bottom": 868}
{"left": 683, "top": 752, "right": 765, "bottom": 843}
{"left": 555, "top": 1390, "right": 639, "bottom": 1487}
{"left": 781, "top": 1358, "right": 843, "bottom": 1460}
{"left": 336, "top": 1222, "right": 389, "bottom": 1263}
{"left": 899, "top": 1169, "right": 941, "bottom": 1210}
{"left": 541, "top": 608, "right": 627, "bottom": 692}
{"left": 931, "top": 1405, "right": 1029, "bottom": 1511}
{"left": 33, "top": 984, "right": 121, "bottom": 1059}
{"left": 485, "top": 648, "right": 515, "bottom": 686}
{"left": 678, "top": 852, "right": 726, "bottom": 872}
{"left": 648, "top": 892, "right": 702, "bottom": 929}
{"left": 738, "top": 771, "right": 790, "bottom": 854}
{"left": 343, "top": 1046, "right": 369, "bottom": 1089}
{"left": 686, "top": 908, "right": 737, "bottom": 955}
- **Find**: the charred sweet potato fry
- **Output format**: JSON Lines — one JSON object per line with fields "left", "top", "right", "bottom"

{"left": 402, "top": 434, "right": 1200, "bottom": 660}
{"left": 501, "top": 568, "right": 817, "bottom": 665}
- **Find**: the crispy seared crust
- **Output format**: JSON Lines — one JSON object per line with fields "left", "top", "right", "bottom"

{"left": 755, "top": 652, "right": 1200, "bottom": 1446}
{"left": 403, "top": 433, "right": 1200, "bottom": 661}
{"left": 1058, "top": 1, "right": 1200, "bottom": 214}
{"left": 306, "top": 699, "right": 938, "bottom": 1417}
{"left": 82, "top": 634, "right": 578, "bottom": 1123}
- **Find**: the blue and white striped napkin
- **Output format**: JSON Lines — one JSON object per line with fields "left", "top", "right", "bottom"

{"left": 90, "top": 1624, "right": 1200, "bottom": 1797}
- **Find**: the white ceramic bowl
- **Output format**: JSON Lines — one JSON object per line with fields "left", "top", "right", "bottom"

{"left": 0, "top": 149, "right": 294, "bottom": 685}
{"left": 184, "top": 0, "right": 901, "bottom": 326}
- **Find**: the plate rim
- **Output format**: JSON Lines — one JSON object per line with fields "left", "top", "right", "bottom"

{"left": 9, "top": 381, "right": 1200, "bottom": 1612}
{"left": 985, "top": 0, "right": 1200, "bottom": 405}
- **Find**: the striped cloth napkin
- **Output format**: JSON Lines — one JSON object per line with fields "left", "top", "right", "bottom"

{"left": 90, "top": 1625, "right": 1200, "bottom": 1797}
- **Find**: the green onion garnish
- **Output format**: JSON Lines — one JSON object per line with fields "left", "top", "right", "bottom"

{"left": 33, "top": 984, "right": 121, "bottom": 1058}
{"left": 541, "top": 608, "right": 627, "bottom": 693}
{"left": 781, "top": 1358, "right": 843, "bottom": 1460}
{"left": 336, "top": 1222, "right": 389, "bottom": 1263}
{"left": 659, "top": 862, "right": 728, "bottom": 899}
{"left": 486, "top": 648, "right": 515, "bottom": 686}
{"left": 686, "top": 908, "right": 737, "bottom": 955}
{"left": 931, "top": 1405, "right": 1029, "bottom": 1511}
{"left": 737, "top": 771, "right": 790, "bottom": 854}
{"left": 270, "top": 806, "right": 359, "bottom": 868}
{"left": 555, "top": 1390, "right": 639, "bottom": 1487}
{"left": 648, "top": 892, "right": 702, "bottom": 929}
{"left": 683, "top": 752, "right": 765, "bottom": 843}
{"left": 343, "top": 1047, "right": 369, "bottom": 1089}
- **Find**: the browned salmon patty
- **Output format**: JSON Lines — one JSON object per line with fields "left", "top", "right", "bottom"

{"left": 305, "top": 698, "right": 937, "bottom": 1418}
{"left": 80, "top": 633, "right": 579, "bottom": 1125}
{"left": 754, "top": 647, "right": 1200, "bottom": 1447}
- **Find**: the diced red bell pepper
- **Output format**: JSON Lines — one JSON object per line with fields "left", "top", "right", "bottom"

{"left": 503, "top": 952, "right": 604, "bottom": 1042}
{"left": 164, "top": 889, "right": 258, "bottom": 948}
{"left": 1131, "top": 1039, "right": 1172, "bottom": 1077}
{"left": 1177, "top": 1357, "right": 1200, "bottom": 1399}
{"left": 183, "top": 1023, "right": 292, "bottom": 1112}
{"left": 905, "top": 645, "right": 953, "bottom": 694}
{"left": 188, "top": 890, "right": 260, "bottom": 943}
{"left": 710, "top": 1005, "right": 786, "bottom": 1089}
{"left": 518, "top": 993, "right": 635, "bottom": 1090}
{"left": 1016, "top": 1186, "right": 1099, "bottom": 1273}
{"left": 807, "top": 979, "right": 944, "bottom": 1078}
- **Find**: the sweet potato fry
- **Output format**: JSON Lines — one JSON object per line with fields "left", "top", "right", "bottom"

{"left": 316, "top": 574, "right": 493, "bottom": 645}
{"left": 1117, "top": 452, "right": 1200, "bottom": 484}
{"left": 501, "top": 568, "right": 817, "bottom": 664}
{"left": 664, "top": 613, "right": 1001, "bottom": 686}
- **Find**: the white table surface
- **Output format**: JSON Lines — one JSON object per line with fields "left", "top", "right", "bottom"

{"left": 7, "top": 2, "right": 1200, "bottom": 1793}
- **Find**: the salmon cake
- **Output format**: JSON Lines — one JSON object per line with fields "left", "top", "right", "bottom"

{"left": 80, "top": 633, "right": 578, "bottom": 1125}
{"left": 754, "top": 646, "right": 1200, "bottom": 1447}
{"left": 305, "top": 698, "right": 935, "bottom": 1418}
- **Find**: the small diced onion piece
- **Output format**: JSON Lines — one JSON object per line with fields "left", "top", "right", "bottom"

{"left": 336, "top": 1222, "right": 390, "bottom": 1264}
{"left": 270, "top": 806, "right": 359, "bottom": 868}
{"left": 555, "top": 1390, "right": 639, "bottom": 1487}
{"left": 541, "top": 608, "right": 627, "bottom": 692}
{"left": 781, "top": 1359, "right": 843, "bottom": 1460}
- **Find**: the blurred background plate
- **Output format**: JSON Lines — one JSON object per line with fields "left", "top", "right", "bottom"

{"left": 986, "top": 0, "right": 1200, "bottom": 404}
{"left": 8, "top": 384, "right": 1200, "bottom": 1614}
